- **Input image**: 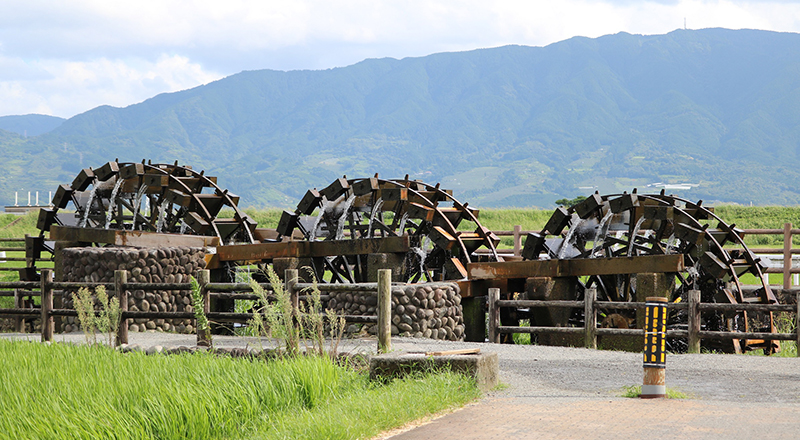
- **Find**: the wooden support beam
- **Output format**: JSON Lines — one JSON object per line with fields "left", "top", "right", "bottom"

{"left": 467, "top": 254, "right": 685, "bottom": 280}
{"left": 216, "top": 235, "right": 409, "bottom": 262}
{"left": 50, "top": 225, "right": 219, "bottom": 248}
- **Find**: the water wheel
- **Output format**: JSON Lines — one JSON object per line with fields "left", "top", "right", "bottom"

{"left": 276, "top": 175, "right": 501, "bottom": 283}
{"left": 522, "top": 190, "right": 779, "bottom": 353}
{"left": 37, "top": 160, "right": 257, "bottom": 244}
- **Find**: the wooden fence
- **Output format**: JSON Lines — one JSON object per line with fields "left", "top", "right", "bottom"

{"left": 0, "top": 268, "right": 393, "bottom": 353}
{"left": 487, "top": 287, "right": 800, "bottom": 356}
{"left": 0, "top": 236, "right": 31, "bottom": 271}
{"left": 489, "top": 222, "right": 800, "bottom": 288}
{"left": 3, "top": 222, "right": 799, "bottom": 282}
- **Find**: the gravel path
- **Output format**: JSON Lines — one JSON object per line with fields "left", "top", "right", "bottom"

{"left": 391, "top": 338, "right": 800, "bottom": 403}
{"left": 6, "top": 332, "right": 799, "bottom": 403}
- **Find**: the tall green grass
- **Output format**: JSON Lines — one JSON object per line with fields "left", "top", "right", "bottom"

{"left": 713, "top": 206, "right": 800, "bottom": 247}
{"left": 476, "top": 208, "right": 551, "bottom": 232}
{"left": 0, "top": 211, "right": 39, "bottom": 241}
{"left": 0, "top": 340, "right": 480, "bottom": 440}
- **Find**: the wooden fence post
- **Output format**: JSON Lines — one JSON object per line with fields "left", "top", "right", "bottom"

{"left": 40, "top": 269, "right": 53, "bottom": 342}
{"left": 488, "top": 288, "right": 500, "bottom": 344}
{"left": 377, "top": 269, "right": 392, "bottom": 353}
{"left": 796, "top": 292, "right": 800, "bottom": 358}
{"left": 584, "top": 287, "right": 596, "bottom": 349}
{"left": 196, "top": 269, "right": 211, "bottom": 346}
{"left": 513, "top": 225, "right": 522, "bottom": 257}
{"left": 784, "top": 222, "right": 792, "bottom": 290}
{"left": 285, "top": 269, "right": 299, "bottom": 353}
{"left": 14, "top": 288, "right": 24, "bottom": 333}
{"left": 115, "top": 270, "right": 129, "bottom": 346}
{"left": 688, "top": 289, "right": 701, "bottom": 354}
{"left": 285, "top": 269, "right": 299, "bottom": 311}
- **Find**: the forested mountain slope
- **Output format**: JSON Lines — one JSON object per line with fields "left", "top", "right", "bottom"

{"left": 3, "top": 28, "right": 800, "bottom": 208}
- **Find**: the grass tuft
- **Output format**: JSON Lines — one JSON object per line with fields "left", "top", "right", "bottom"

{"left": 0, "top": 340, "right": 480, "bottom": 440}
{"left": 619, "top": 385, "right": 689, "bottom": 399}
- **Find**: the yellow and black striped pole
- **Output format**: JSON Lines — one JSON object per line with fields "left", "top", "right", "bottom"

{"left": 642, "top": 297, "right": 667, "bottom": 398}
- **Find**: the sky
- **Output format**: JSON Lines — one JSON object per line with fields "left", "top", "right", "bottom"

{"left": 2, "top": 0, "right": 800, "bottom": 119}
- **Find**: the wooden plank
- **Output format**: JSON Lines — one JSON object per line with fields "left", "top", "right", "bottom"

{"left": 216, "top": 235, "right": 410, "bottom": 261}
{"left": 467, "top": 254, "right": 685, "bottom": 280}
{"left": 50, "top": 225, "right": 220, "bottom": 248}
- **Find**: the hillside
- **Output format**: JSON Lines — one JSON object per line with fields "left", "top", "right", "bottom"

{"left": 0, "top": 114, "right": 65, "bottom": 137}
{"left": 3, "top": 28, "right": 800, "bottom": 208}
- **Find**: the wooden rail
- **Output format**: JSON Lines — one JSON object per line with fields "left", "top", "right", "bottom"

{"left": 487, "top": 288, "right": 800, "bottom": 355}
{"left": 0, "top": 234, "right": 54, "bottom": 274}
{"left": 487, "top": 222, "right": 800, "bottom": 289}
{"left": 0, "top": 268, "right": 394, "bottom": 353}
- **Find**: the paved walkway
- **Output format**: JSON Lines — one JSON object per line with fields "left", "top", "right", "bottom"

{"left": 386, "top": 397, "right": 800, "bottom": 440}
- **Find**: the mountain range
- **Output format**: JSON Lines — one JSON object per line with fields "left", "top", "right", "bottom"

{"left": 3, "top": 28, "right": 800, "bottom": 209}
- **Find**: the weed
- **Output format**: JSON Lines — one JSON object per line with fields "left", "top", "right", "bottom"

{"left": 72, "top": 287, "right": 97, "bottom": 344}
{"left": 247, "top": 266, "right": 347, "bottom": 358}
{"left": 95, "top": 286, "right": 121, "bottom": 347}
{"left": 248, "top": 266, "right": 299, "bottom": 355}
{"left": 619, "top": 385, "right": 689, "bottom": 399}
{"left": 302, "top": 267, "right": 347, "bottom": 357}
{"left": 512, "top": 319, "right": 532, "bottom": 345}
{"left": 71, "top": 286, "right": 121, "bottom": 346}
{"left": 190, "top": 275, "right": 212, "bottom": 346}
{"left": 492, "top": 382, "right": 510, "bottom": 391}
{"left": 744, "top": 311, "right": 797, "bottom": 357}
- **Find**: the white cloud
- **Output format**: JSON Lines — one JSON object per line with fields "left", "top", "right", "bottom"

{"left": 0, "top": 55, "right": 220, "bottom": 118}
{"left": 1, "top": 0, "right": 800, "bottom": 117}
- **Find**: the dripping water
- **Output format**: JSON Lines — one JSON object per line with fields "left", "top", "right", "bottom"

{"left": 557, "top": 215, "right": 584, "bottom": 259}
{"left": 590, "top": 211, "right": 614, "bottom": 258}
{"left": 627, "top": 216, "right": 646, "bottom": 257}
{"left": 104, "top": 178, "right": 124, "bottom": 229}
{"left": 156, "top": 199, "right": 169, "bottom": 233}
{"left": 366, "top": 198, "right": 384, "bottom": 238}
{"left": 334, "top": 194, "right": 356, "bottom": 240}
{"left": 411, "top": 236, "right": 431, "bottom": 281}
{"left": 78, "top": 178, "right": 98, "bottom": 228}
{"left": 397, "top": 212, "right": 409, "bottom": 236}
{"left": 309, "top": 197, "right": 328, "bottom": 241}
{"left": 665, "top": 233, "right": 677, "bottom": 254}
{"left": 131, "top": 184, "right": 148, "bottom": 230}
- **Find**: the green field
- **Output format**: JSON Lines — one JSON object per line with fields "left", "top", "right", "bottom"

{"left": 0, "top": 340, "right": 480, "bottom": 440}
{"left": 240, "top": 205, "right": 800, "bottom": 246}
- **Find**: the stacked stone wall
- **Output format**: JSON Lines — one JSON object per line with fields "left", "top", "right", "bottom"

{"left": 60, "top": 246, "right": 206, "bottom": 333}
{"left": 326, "top": 283, "right": 465, "bottom": 341}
